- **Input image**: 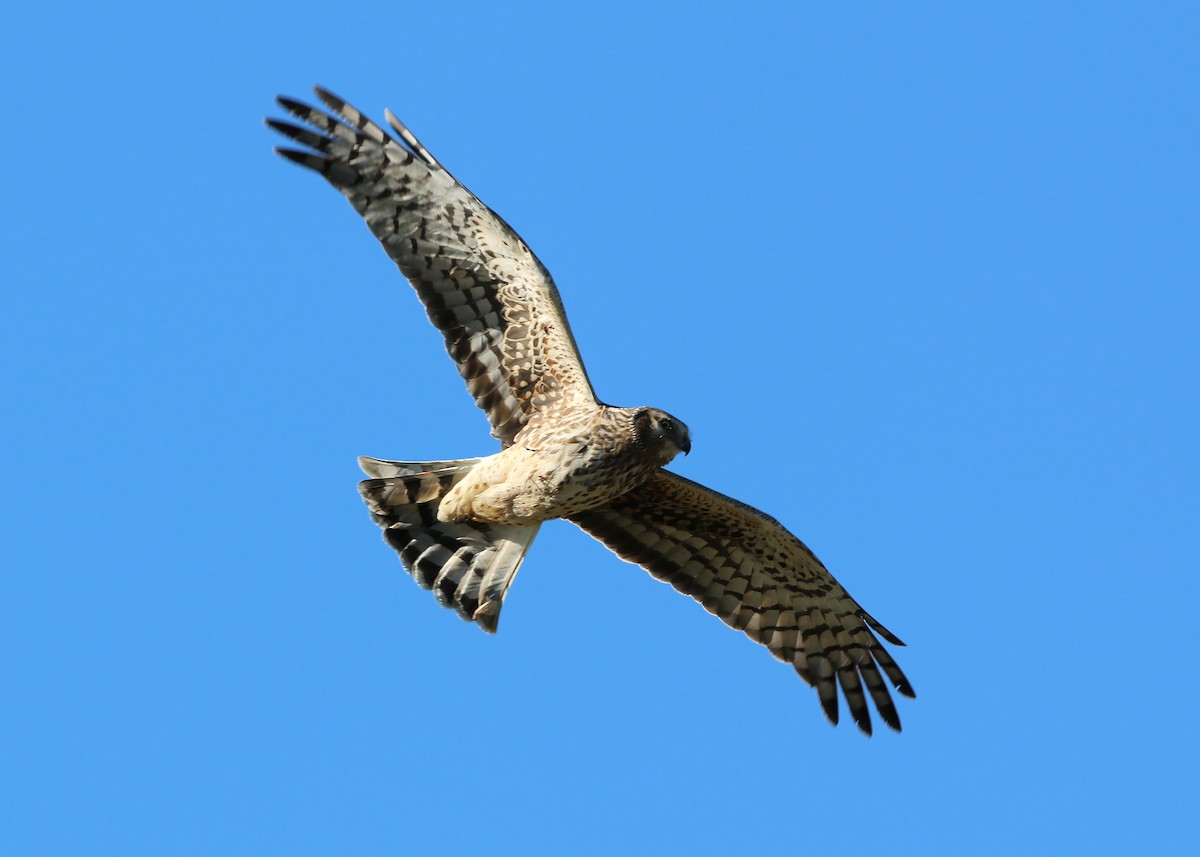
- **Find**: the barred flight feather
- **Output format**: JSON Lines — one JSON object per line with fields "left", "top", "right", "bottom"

{"left": 571, "top": 471, "right": 915, "bottom": 735}
{"left": 268, "top": 88, "right": 596, "bottom": 446}
{"left": 357, "top": 458, "right": 539, "bottom": 633}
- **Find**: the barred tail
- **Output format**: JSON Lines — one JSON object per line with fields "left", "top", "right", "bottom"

{"left": 357, "top": 456, "right": 539, "bottom": 633}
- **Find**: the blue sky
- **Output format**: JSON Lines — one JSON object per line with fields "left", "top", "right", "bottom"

{"left": 3, "top": 2, "right": 1197, "bottom": 854}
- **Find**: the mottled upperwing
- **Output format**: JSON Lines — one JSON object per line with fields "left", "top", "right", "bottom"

{"left": 570, "top": 471, "right": 916, "bottom": 734}
{"left": 268, "top": 87, "right": 596, "bottom": 445}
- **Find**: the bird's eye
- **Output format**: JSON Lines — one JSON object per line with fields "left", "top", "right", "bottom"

{"left": 661, "top": 418, "right": 674, "bottom": 433}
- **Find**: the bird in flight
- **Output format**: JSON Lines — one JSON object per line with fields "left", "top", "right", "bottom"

{"left": 268, "top": 87, "right": 915, "bottom": 734}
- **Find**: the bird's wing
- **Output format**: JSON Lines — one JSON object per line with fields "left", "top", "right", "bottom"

{"left": 569, "top": 470, "right": 915, "bottom": 734}
{"left": 268, "top": 87, "right": 597, "bottom": 445}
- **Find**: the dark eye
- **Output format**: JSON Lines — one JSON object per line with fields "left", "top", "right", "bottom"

{"left": 660, "top": 418, "right": 674, "bottom": 433}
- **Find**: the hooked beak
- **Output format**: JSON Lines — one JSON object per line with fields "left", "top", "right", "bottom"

{"left": 678, "top": 428, "right": 692, "bottom": 456}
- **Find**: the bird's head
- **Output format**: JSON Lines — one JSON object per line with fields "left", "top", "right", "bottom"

{"left": 633, "top": 407, "right": 691, "bottom": 465}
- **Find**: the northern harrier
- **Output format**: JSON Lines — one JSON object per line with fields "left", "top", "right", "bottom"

{"left": 268, "top": 88, "right": 916, "bottom": 734}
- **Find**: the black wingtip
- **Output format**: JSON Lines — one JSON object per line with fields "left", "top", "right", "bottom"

{"left": 820, "top": 694, "right": 839, "bottom": 728}
{"left": 313, "top": 85, "right": 347, "bottom": 112}
{"left": 272, "top": 148, "right": 361, "bottom": 187}
{"left": 275, "top": 95, "right": 309, "bottom": 115}
{"left": 265, "top": 118, "right": 301, "bottom": 139}
{"left": 267, "top": 118, "right": 331, "bottom": 151}
{"left": 876, "top": 696, "right": 902, "bottom": 732}
{"left": 273, "top": 147, "right": 313, "bottom": 166}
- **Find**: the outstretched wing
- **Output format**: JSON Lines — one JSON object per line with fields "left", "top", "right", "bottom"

{"left": 268, "top": 87, "right": 596, "bottom": 445}
{"left": 570, "top": 471, "right": 915, "bottom": 734}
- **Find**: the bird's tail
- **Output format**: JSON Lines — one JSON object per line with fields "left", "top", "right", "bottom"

{"left": 357, "top": 456, "right": 539, "bottom": 632}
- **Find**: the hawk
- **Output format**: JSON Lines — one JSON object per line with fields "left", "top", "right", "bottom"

{"left": 268, "top": 87, "right": 916, "bottom": 734}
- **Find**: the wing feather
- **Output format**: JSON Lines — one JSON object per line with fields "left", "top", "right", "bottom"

{"left": 570, "top": 471, "right": 915, "bottom": 734}
{"left": 268, "top": 87, "right": 596, "bottom": 444}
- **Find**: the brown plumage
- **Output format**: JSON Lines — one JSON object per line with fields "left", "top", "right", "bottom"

{"left": 269, "top": 87, "right": 916, "bottom": 734}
